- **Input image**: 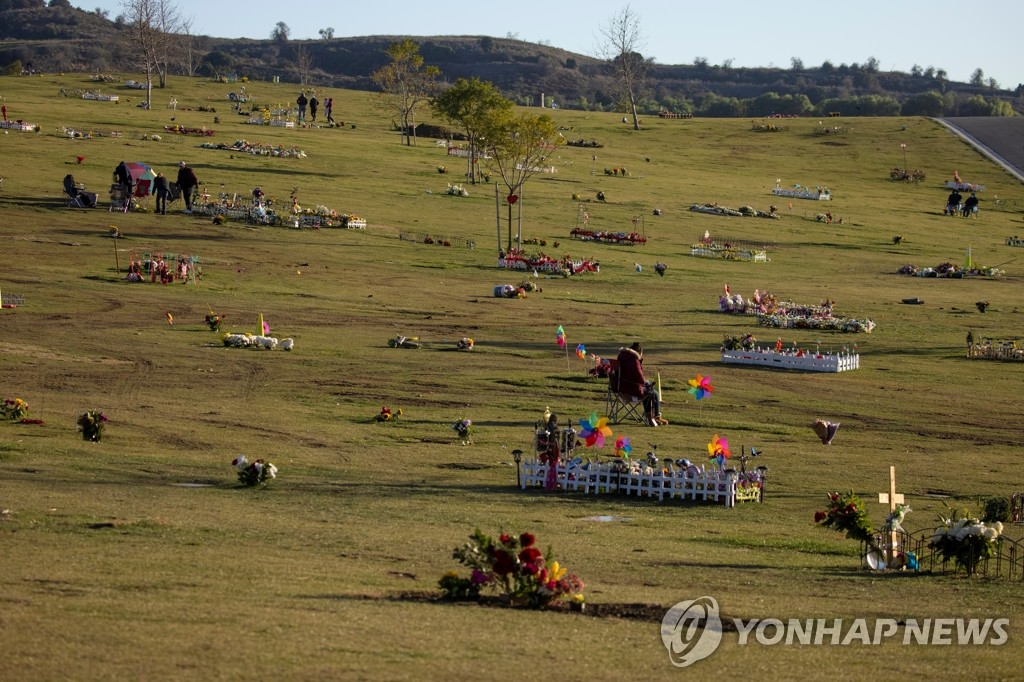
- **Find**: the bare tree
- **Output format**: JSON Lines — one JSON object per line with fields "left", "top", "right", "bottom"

{"left": 152, "top": 0, "right": 186, "bottom": 88}
{"left": 179, "top": 17, "right": 207, "bottom": 77}
{"left": 319, "top": 27, "right": 334, "bottom": 40}
{"left": 118, "top": 0, "right": 181, "bottom": 108}
{"left": 597, "top": 4, "right": 648, "bottom": 130}
{"left": 371, "top": 39, "right": 441, "bottom": 146}
{"left": 294, "top": 44, "right": 314, "bottom": 86}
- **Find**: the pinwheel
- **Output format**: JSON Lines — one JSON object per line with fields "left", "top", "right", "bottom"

{"left": 687, "top": 375, "right": 714, "bottom": 400}
{"left": 614, "top": 435, "right": 632, "bottom": 459}
{"left": 579, "top": 412, "right": 612, "bottom": 448}
{"left": 555, "top": 325, "right": 566, "bottom": 348}
{"left": 575, "top": 343, "right": 587, "bottom": 360}
{"left": 708, "top": 433, "right": 730, "bottom": 469}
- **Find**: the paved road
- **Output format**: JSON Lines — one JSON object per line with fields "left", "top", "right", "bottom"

{"left": 937, "top": 117, "right": 1024, "bottom": 184}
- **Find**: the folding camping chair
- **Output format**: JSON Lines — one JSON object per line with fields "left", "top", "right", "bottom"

{"left": 605, "top": 358, "right": 647, "bottom": 425}
{"left": 65, "top": 186, "right": 88, "bottom": 208}
{"left": 109, "top": 184, "right": 130, "bottom": 213}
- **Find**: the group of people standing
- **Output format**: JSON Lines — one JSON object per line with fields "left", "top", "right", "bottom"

{"left": 296, "top": 92, "right": 335, "bottom": 124}
{"left": 110, "top": 160, "right": 199, "bottom": 215}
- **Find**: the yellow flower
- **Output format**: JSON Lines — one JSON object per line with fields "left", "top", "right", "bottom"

{"left": 571, "top": 593, "right": 586, "bottom": 604}
{"left": 549, "top": 561, "right": 567, "bottom": 582}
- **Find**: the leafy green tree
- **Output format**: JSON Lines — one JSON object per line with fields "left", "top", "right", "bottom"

{"left": 431, "top": 77, "right": 512, "bottom": 183}
{"left": 371, "top": 39, "right": 441, "bottom": 146}
{"left": 969, "top": 68, "right": 984, "bottom": 86}
{"left": 271, "top": 21, "right": 290, "bottom": 43}
{"left": 481, "top": 110, "right": 562, "bottom": 252}
{"left": 900, "top": 91, "right": 945, "bottom": 116}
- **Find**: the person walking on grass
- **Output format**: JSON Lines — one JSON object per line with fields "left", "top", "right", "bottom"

{"left": 176, "top": 161, "right": 199, "bottom": 214}
{"left": 325, "top": 97, "right": 334, "bottom": 124}
{"left": 309, "top": 94, "right": 319, "bottom": 122}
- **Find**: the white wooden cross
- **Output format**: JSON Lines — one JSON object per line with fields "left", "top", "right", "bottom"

{"left": 878, "top": 465, "right": 905, "bottom": 568}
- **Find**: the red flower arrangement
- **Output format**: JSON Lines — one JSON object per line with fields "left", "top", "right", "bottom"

{"left": 440, "top": 529, "right": 585, "bottom": 608}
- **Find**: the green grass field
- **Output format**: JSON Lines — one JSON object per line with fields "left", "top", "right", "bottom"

{"left": 2, "top": 73, "right": 1023, "bottom": 680}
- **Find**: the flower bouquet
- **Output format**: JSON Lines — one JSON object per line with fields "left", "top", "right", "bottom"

{"left": 452, "top": 418, "right": 472, "bottom": 444}
{"left": 77, "top": 410, "right": 107, "bottom": 442}
{"left": 231, "top": 454, "right": 278, "bottom": 487}
{"left": 721, "top": 333, "right": 756, "bottom": 351}
{"left": 374, "top": 406, "right": 402, "bottom": 422}
{"left": 2, "top": 398, "right": 29, "bottom": 421}
{"left": 440, "top": 529, "right": 585, "bottom": 609}
{"left": 204, "top": 310, "right": 223, "bottom": 331}
{"left": 455, "top": 338, "right": 474, "bottom": 350}
{"left": 929, "top": 508, "right": 1002, "bottom": 576}
{"left": 814, "top": 491, "right": 876, "bottom": 549}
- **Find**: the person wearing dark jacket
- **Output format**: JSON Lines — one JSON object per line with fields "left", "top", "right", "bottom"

{"left": 153, "top": 172, "right": 169, "bottom": 215}
{"left": 615, "top": 342, "right": 667, "bottom": 426}
{"left": 176, "top": 161, "right": 199, "bottom": 214}
{"left": 309, "top": 94, "right": 319, "bottom": 122}
{"left": 962, "top": 192, "right": 979, "bottom": 216}
{"left": 113, "top": 161, "right": 131, "bottom": 188}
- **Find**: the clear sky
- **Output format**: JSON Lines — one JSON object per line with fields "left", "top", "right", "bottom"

{"left": 90, "top": 0, "right": 1023, "bottom": 90}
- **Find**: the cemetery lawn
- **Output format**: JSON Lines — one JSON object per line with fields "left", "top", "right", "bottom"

{"left": 1, "top": 73, "right": 1023, "bottom": 679}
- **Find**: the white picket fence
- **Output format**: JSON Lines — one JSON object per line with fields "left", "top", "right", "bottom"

{"left": 519, "top": 459, "right": 764, "bottom": 507}
{"left": 721, "top": 348, "right": 859, "bottom": 372}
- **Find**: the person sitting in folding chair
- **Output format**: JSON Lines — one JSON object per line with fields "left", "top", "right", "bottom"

{"left": 63, "top": 174, "right": 96, "bottom": 208}
{"left": 616, "top": 342, "right": 667, "bottom": 427}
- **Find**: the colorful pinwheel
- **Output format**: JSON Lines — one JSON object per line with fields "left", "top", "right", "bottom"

{"left": 687, "top": 375, "right": 714, "bottom": 400}
{"left": 556, "top": 325, "right": 566, "bottom": 349}
{"left": 707, "top": 433, "right": 730, "bottom": 469}
{"left": 614, "top": 435, "right": 632, "bottom": 458}
{"left": 575, "top": 343, "right": 587, "bottom": 360}
{"left": 579, "top": 412, "right": 612, "bottom": 448}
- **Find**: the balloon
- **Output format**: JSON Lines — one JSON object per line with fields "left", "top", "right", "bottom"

{"left": 687, "top": 375, "right": 714, "bottom": 400}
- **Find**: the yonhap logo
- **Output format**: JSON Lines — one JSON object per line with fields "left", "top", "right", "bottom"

{"left": 661, "top": 596, "right": 1009, "bottom": 668}
{"left": 660, "top": 596, "right": 723, "bottom": 667}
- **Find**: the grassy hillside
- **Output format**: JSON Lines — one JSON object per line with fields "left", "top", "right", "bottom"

{"left": 1, "top": 73, "right": 1023, "bottom": 679}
